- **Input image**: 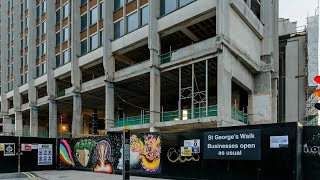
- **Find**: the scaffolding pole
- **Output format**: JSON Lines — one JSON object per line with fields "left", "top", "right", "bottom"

{"left": 178, "top": 67, "right": 182, "bottom": 120}
{"left": 191, "top": 64, "right": 195, "bottom": 119}
{"left": 206, "top": 60, "right": 208, "bottom": 117}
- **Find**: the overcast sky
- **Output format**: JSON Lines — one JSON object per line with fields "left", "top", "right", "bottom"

{"left": 279, "top": 0, "right": 319, "bottom": 26}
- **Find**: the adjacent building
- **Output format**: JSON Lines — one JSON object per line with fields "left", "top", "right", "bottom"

{"left": 0, "top": 0, "right": 279, "bottom": 137}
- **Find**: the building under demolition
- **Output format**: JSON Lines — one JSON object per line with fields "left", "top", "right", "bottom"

{"left": 0, "top": 0, "right": 280, "bottom": 137}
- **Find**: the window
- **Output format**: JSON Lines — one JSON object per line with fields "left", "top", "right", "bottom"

{"left": 63, "top": 26, "right": 69, "bottom": 42}
{"left": 99, "top": 2, "right": 104, "bottom": 20}
{"left": 90, "top": 7, "right": 98, "bottom": 25}
{"left": 42, "top": 21, "right": 46, "bottom": 34}
{"left": 81, "top": 13, "right": 87, "bottom": 31}
{"left": 56, "top": 54, "right": 60, "bottom": 67}
{"left": 41, "top": 62, "right": 46, "bottom": 74}
{"left": 36, "top": 46, "right": 40, "bottom": 59}
{"left": 63, "top": 50, "right": 69, "bottom": 64}
{"left": 21, "top": 3, "right": 24, "bottom": 15}
{"left": 25, "top": 0, "right": 28, "bottom": 11}
{"left": 21, "top": 57, "right": 24, "bottom": 68}
{"left": 36, "top": 66, "right": 40, "bottom": 77}
{"left": 56, "top": 32, "right": 60, "bottom": 47}
{"left": 127, "top": 0, "right": 134, "bottom": 3}
{"left": 25, "top": 54, "right": 28, "bottom": 65}
{"left": 99, "top": 30, "right": 103, "bottom": 47}
{"left": 81, "top": 0, "right": 87, "bottom": 7}
{"left": 36, "top": 26, "right": 40, "bottom": 38}
{"left": 25, "top": 72, "right": 28, "bottom": 84}
{"left": 114, "top": 19, "right": 124, "bottom": 39}
{"left": 90, "top": 33, "right": 98, "bottom": 50}
{"left": 41, "top": 41, "right": 46, "bottom": 55}
{"left": 114, "top": 0, "right": 123, "bottom": 11}
{"left": 56, "top": 9, "right": 60, "bottom": 24}
{"left": 21, "top": 39, "right": 24, "bottom": 51}
{"left": 127, "top": 12, "right": 138, "bottom": 33}
{"left": 42, "top": 0, "right": 46, "bottom": 14}
{"left": 160, "top": 0, "right": 177, "bottom": 16}
{"left": 25, "top": 17, "right": 28, "bottom": 28}
{"left": 36, "top": 6, "right": 40, "bottom": 19}
{"left": 81, "top": 39, "right": 87, "bottom": 55}
{"left": 141, "top": 5, "right": 149, "bottom": 26}
{"left": 25, "top": 36, "right": 28, "bottom": 48}
{"left": 63, "top": 3, "right": 69, "bottom": 19}
{"left": 179, "top": 0, "right": 193, "bottom": 7}
{"left": 21, "top": 21, "right": 24, "bottom": 32}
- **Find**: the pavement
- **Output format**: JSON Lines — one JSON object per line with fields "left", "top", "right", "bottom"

{"left": 0, "top": 170, "right": 169, "bottom": 180}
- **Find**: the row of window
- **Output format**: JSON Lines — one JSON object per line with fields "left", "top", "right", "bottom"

{"left": 80, "top": 2, "right": 104, "bottom": 32}
{"left": 36, "top": 0, "right": 47, "bottom": 19}
{"left": 56, "top": 50, "right": 69, "bottom": 68}
{"left": 36, "top": 41, "right": 46, "bottom": 59}
{"left": 160, "top": 0, "right": 194, "bottom": 16}
{"left": 20, "top": 0, "right": 28, "bottom": 15}
{"left": 56, "top": 26, "right": 69, "bottom": 47}
{"left": 80, "top": 30, "right": 103, "bottom": 55}
{"left": 56, "top": 2, "right": 69, "bottom": 25}
{"left": 36, "top": 21, "right": 46, "bottom": 38}
{"left": 114, "top": 5, "right": 148, "bottom": 39}
{"left": 36, "top": 62, "right": 46, "bottom": 77}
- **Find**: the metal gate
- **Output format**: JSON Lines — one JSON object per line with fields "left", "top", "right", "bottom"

{"left": 0, "top": 136, "right": 18, "bottom": 173}
{"left": 0, "top": 136, "right": 57, "bottom": 173}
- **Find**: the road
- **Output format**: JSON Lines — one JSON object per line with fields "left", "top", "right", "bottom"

{"left": 0, "top": 170, "right": 169, "bottom": 180}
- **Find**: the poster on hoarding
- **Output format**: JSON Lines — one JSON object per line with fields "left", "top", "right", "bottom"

{"left": 38, "top": 144, "right": 52, "bottom": 165}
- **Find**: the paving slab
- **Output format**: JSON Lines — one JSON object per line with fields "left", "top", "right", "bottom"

{"left": 33, "top": 170, "right": 169, "bottom": 180}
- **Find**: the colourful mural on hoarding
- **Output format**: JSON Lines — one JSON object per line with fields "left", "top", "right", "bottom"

{"left": 59, "top": 133, "right": 161, "bottom": 175}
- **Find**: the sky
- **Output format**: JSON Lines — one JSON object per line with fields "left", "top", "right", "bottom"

{"left": 279, "top": 0, "right": 319, "bottom": 27}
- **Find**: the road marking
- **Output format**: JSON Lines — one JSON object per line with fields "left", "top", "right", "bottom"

{"left": 22, "top": 172, "right": 33, "bottom": 179}
{"left": 23, "top": 172, "right": 37, "bottom": 179}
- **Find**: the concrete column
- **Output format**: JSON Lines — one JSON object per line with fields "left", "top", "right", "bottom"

{"left": 149, "top": 0, "right": 161, "bottom": 132}
{"left": 260, "top": 0, "right": 279, "bottom": 123}
{"left": 217, "top": 49, "right": 232, "bottom": 123}
{"left": 150, "top": 67, "right": 161, "bottom": 128}
{"left": 216, "top": 0, "right": 230, "bottom": 38}
{"left": 103, "top": 0, "right": 115, "bottom": 132}
{"left": 72, "top": 92, "right": 83, "bottom": 136}
{"left": 2, "top": 116, "right": 14, "bottom": 135}
{"left": 15, "top": 111, "right": 23, "bottom": 136}
{"left": 105, "top": 82, "right": 115, "bottom": 130}
{"left": 12, "top": 0, "right": 21, "bottom": 112}
{"left": 30, "top": 107, "right": 38, "bottom": 137}
{"left": 0, "top": 0, "right": 8, "bottom": 118}
{"left": 252, "top": 72, "right": 273, "bottom": 124}
{"left": 71, "top": 0, "right": 81, "bottom": 91}
{"left": 49, "top": 101, "right": 57, "bottom": 138}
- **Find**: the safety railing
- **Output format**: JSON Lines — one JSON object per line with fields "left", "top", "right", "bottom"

{"left": 160, "top": 52, "right": 173, "bottom": 64}
{"left": 306, "top": 117, "right": 318, "bottom": 126}
{"left": 115, "top": 114, "right": 150, "bottom": 127}
{"left": 56, "top": 89, "right": 66, "bottom": 98}
{"left": 231, "top": 108, "right": 249, "bottom": 124}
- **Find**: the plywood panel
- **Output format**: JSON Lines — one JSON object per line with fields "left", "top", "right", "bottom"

{"left": 62, "top": 18, "right": 69, "bottom": 27}
{"left": 90, "top": 0, "right": 97, "bottom": 8}
{"left": 89, "top": 24, "right": 97, "bottom": 35}
{"left": 80, "top": 5, "right": 87, "bottom": 15}
{"left": 113, "top": 8, "right": 123, "bottom": 21}
{"left": 126, "top": 0, "right": 137, "bottom": 14}
{"left": 80, "top": 31, "right": 87, "bottom": 40}
{"left": 62, "top": 42, "right": 68, "bottom": 50}
{"left": 140, "top": 0, "right": 148, "bottom": 6}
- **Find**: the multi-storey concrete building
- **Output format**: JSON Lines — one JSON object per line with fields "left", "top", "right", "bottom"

{"left": 278, "top": 16, "right": 319, "bottom": 125}
{"left": 0, "top": 0, "right": 279, "bottom": 137}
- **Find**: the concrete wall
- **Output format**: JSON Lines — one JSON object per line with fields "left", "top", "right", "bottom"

{"left": 229, "top": 6, "right": 261, "bottom": 66}
{"left": 285, "top": 35, "right": 306, "bottom": 122}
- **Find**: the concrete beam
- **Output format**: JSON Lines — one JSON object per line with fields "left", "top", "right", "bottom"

{"left": 115, "top": 54, "right": 136, "bottom": 65}
{"left": 181, "top": 28, "right": 200, "bottom": 42}
{"left": 230, "top": 0, "right": 264, "bottom": 39}
{"left": 114, "top": 60, "right": 150, "bottom": 82}
{"left": 30, "top": 107, "right": 38, "bottom": 137}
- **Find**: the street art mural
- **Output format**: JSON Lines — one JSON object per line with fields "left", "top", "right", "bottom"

{"left": 92, "top": 140, "right": 113, "bottom": 174}
{"left": 59, "top": 133, "right": 161, "bottom": 175}
{"left": 167, "top": 147, "right": 200, "bottom": 163}
{"left": 116, "top": 134, "right": 161, "bottom": 173}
